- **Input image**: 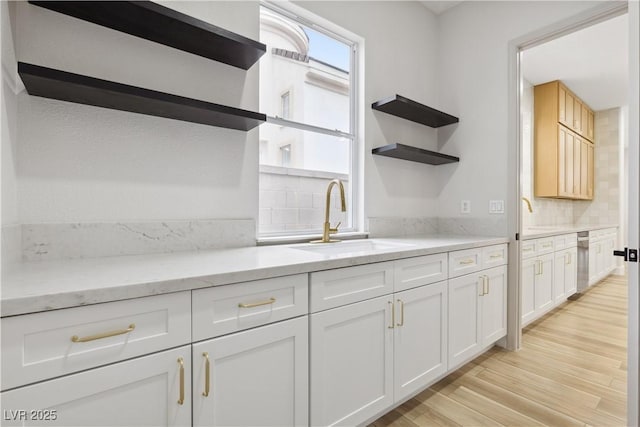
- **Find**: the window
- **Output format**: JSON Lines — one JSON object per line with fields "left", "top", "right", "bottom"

{"left": 280, "top": 144, "right": 291, "bottom": 167}
{"left": 259, "top": 3, "right": 359, "bottom": 238}
{"left": 281, "top": 91, "right": 291, "bottom": 119}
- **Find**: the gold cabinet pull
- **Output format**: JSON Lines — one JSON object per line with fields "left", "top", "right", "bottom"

{"left": 490, "top": 253, "right": 502, "bottom": 259}
{"left": 388, "top": 301, "right": 395, "bottom": 329}
{"left": 71, "top": 323, "right": 135, "bottom": 343}
{"left": 238, "top": 297, "right": 276, "bottom": 309}
{"left": 202, "top": 352, "right": 210, "bottom": 397}
{"left": 484, "top": 276, "right": 490, "bottom": 295}
{"left": 460, "top": 259, "right": 475, "bottom": 265}
{"left": 479, "top": 277, "right": 485, "bottom": 296}
{"left": 397, "top": 299, "right": 404, "bottom": 327}
{"left": 177, "top": 357, "right": 185, "bottom": 405}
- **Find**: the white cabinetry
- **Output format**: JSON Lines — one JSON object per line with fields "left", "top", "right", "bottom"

{"left": 448, "top": 263, "right": 507, "bottom": 370}
{"left": 589, "top": 228, "right": 618, "bottom": 286}
{"left": 1, "top": 346, "right": 192, "bottom": 427}
{"left": 193, "top": 317, "right": 308, "bottom": 427}
{"left": 447, "top": 245, "right": 508, "bottom": 370}
{"left": 310, "top": 296, "right": 393, "bottom": 427}
{"left": 393, "top": 281, "right": 448, "bottom": 402}
{"left": 554, "top": 234, "right": 578, "bottom": 304}
{"left": 192, "top": 274, "right": 309, "bottom": 427}
{"left": 521, "top": 237, "right": 555, "bottom": 326}
{"left": 309, "top": 253, "right": 450, "bottom": 427}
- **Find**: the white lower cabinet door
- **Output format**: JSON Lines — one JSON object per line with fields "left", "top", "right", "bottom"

{"left": 394, "top": 281, "right": 447, "bottom": 402}
{"left": 192, "top": 316, "right": 308, "bottom": 427}
{"left": 521, "top": 257, "right": 537, "bottom": 325}
{"left": 565, "top": 247, "right": 578, "bottom": 295}
{"left": 589, "top": 243, "right": 599, "bottom": 285}
{"left": 310, "top": 296, "right": 393, "bottom": 427}
{"left": 481, "top": 266, "right": 507, "bottom": 346}
{"left": 534, "top": 253, "right": 554, "bottom": 315}
{"left": 447, "top": 274, "right": 482, "bottom": 369}
{"left": 0, "top": 346, "right": 191, "bottom": 427}
{"left": 553, "top": 250, "right": 568, "bottom": 304}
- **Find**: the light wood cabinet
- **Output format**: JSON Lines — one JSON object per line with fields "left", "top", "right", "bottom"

{"left": 534, "top": 80, "right": 594, "bottom": 200}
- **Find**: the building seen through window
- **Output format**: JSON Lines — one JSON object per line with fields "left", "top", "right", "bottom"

{"left": 259, "top": 5, "right": 357, "bottom": 237}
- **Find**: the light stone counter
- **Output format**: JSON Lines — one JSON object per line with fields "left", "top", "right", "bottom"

{"left": 521, "top": 224, "right": 619, "bottom": 240}
{"left": 1, "top": 234, "right": 508, "bottom": 317}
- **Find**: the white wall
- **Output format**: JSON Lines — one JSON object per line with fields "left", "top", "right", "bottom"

{"left": 2, "top": 1, "right": 18, "bottom": 227}
{"left": 11, "top": 1, "right": 260, "bottom": 223}
{"left": 436, "top": 1, "right": 608, "bottom": 235}
{"left": 294, "top": 1, "right": 441, "bottom": 220}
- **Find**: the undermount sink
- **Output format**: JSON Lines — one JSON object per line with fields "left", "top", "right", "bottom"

{"left": 292, "top": 239, "right": 415, "bottom": 256}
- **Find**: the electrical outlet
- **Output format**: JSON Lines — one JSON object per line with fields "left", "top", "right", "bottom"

{"left": 461, "top": 200, "right": 471, "bottom": 214}
{"left": 489, "top": 200, "right": 505, "bottom": 214}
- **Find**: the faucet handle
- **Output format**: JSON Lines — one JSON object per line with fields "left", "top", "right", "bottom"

{"left": 329, "top": 222, "right": 341, "bottom": 234}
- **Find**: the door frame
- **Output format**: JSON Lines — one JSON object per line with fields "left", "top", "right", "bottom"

{"left": 627, "top": 2, "right": 639, "bottom": 425}
{"left": 506, "top": 2, "right": 637, "bottom": 423}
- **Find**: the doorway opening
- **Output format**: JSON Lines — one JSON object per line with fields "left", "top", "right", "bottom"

{"left": 516, "top": 6, "right": 630, "bottom": 425}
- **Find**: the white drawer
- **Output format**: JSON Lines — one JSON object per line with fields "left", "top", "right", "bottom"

{"left": 394, "top": 253, "right": 448, "bottom": 292}
{"left": 1, "top": 291, "right": 191, "bottom": 391}
{"left": 310, "top": 262, "right": 394, "bottom": 312}
{"left": 482, "top": 244, "right": 508, "bottom": 268}
{"left": 554, "top": 233, "right": 577, "bottom": 251}
{"left": 448, "top": 248, "right": 482, "bottom": 278}
{"left": 192, "top": 274, "right": 308, "bottom": 341}
{"left": 535, "top": 237, "right": 554, "bottom": 255}
{"left": 521, "top": 240, "right": 537, "bottom": 259}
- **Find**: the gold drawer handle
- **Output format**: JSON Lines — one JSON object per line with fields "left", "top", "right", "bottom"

{"left": 396, "top": 299, "right": 405, "bottom": 327}
{"left": 71, "top": 324, "right": 135, "bottom": 343}
{"left": 177, "top": 357, "right": 185, "bottom": 405}
{"left": 238, "top": 297, "right": 276, "bottom": 309}
{"left": 202, "top": 352, "right": 210, "bottom": 397}
{"left": 460, "top": 259, "right": 475, "bottom": 265}
{"left": 490, "top": 254, "right": 502, "bottom": 259}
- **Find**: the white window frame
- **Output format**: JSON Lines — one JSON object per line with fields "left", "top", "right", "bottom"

{"left": 259, "top": 1, "right": 363, "bottom": 240}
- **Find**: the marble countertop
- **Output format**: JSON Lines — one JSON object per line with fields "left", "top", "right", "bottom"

{"left": 521, "top": 224, "right": 618, "bottom": 240}
{"left": 1, "top": 234, "right": 508, "bottom": 317}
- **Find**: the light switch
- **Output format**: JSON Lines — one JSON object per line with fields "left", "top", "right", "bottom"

{"left": 461, "top": 200, "right": 471, "bottom": 214}
{"left": 489, "top": 200, "right": 504, "bottom": 214}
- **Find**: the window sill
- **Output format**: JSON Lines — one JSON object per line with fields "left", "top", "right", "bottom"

{"left": 257, "top": 232, "right": 369, "bottom": 246}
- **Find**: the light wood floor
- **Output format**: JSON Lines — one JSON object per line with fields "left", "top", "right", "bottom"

{"left": 370, "top": 274, "right": 628, "bottom": 427}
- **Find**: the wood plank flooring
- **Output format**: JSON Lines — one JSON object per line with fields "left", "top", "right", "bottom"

{"left": 370, "top": 275, "right": 628, "bottom": 427}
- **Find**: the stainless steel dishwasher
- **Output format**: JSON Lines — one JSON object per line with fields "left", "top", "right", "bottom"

{"left": 577, "top": 231, "right": 590, "bottom": 292}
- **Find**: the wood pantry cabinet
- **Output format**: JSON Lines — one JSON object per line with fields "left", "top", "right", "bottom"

{"left": 534, "top": 80, "right": 594, "bottom": 200}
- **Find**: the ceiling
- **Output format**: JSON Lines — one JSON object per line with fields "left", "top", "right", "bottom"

{"left": 522, "top": 14, "right": 628, "bottom": 111}
{"left": 420, "top": 1, "right": 462, "bottom": 15}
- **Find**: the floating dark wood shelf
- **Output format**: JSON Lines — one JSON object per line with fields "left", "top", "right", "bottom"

{"left": 18, "top": 62, "right": 266, "bottom": 131}
{"left": 372, "top": 94, "right": 459, "bottom": 128}
{"left": 28, "top": 1, "right": 266, "bottom": 70}
{"left": 372, "top": 143, "right": 459, "bottom": 165}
